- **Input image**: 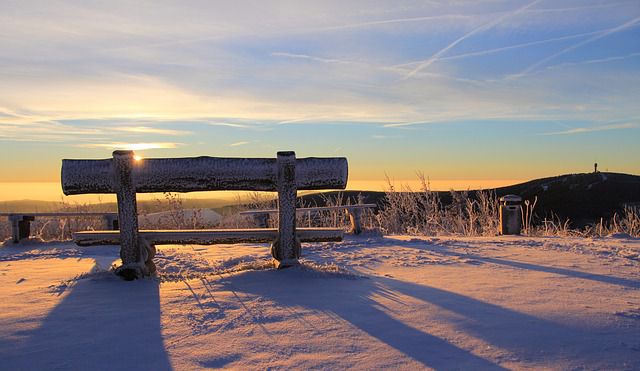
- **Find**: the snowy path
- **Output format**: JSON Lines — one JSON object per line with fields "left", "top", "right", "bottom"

{"left": 1, "top": 235, "right": 639, "bottom": 370}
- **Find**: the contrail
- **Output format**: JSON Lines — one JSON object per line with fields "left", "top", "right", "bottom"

{"left": 441, "top": 30, "right": 606, "bottom": 61}
{"left": 318, "top": 14, "right": 471, "bottom": 32}
{"left": 544, "top": 52, "right": 640, "bottom": 71}
{"left": 392, "top": 29, "right": 606, "bottom": 69}
{"left": 515, "top": 16, "right": 640, "bottom": 78}
{"left": 404, "top": 0, "right": 542, "bottom": 79}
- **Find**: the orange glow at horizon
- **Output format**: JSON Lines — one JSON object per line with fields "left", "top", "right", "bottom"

{"left": 0, "top": 178, "right": 526, "bottom": 204}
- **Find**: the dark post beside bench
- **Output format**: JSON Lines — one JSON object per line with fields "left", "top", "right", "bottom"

{"left": 9, "top": 215, "right": 34, "bottom": 243}
{"left": 1, "top": 212, "right": 118, "bottom": 243}
{"left": 62, "top": 151, "right": 348, "bottom": 279}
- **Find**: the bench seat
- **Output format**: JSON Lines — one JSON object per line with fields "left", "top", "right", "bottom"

{"left": 74, "top": 228, "right": 343, "bottom": 246}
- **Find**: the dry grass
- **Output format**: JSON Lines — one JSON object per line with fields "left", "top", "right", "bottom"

{"left": 4, "top": 183, "right": 638, "bottom": 241}
{"left": 377, "top": 174, "right": 640, "bottom": 238}
{"left": 378, "top": 173, "right": 499, "bottom": 236}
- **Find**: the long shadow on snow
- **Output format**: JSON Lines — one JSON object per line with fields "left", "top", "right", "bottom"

{"left": 219, "top": 268, "right": 639, "bottom": 369}
{"left": 352, "top": 236, "right": 640, "bottom": 289}
{"left": 1, "top": 264, "right": 172, "bottom": 371}
{"left": 218, "top": 268, "right": 506, "bottom": 370}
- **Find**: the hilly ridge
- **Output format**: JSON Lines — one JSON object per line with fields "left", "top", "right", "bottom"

{"left": 300, "top": 172, "right": 640, "bottom": 228}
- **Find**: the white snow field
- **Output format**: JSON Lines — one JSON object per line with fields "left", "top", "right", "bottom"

{"left": 1, "top": 235, "right": 639, "bottom": 370}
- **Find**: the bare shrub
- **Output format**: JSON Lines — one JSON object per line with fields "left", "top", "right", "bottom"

{"left": 378, "top": 174, "right": 499, "bottom": 237}
{"left": 217, "top": 192, "right": 276, "bottom": 229}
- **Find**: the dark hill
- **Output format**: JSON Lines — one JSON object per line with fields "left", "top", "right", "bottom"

{"left": 299, "top": 172, "right": 640, "bottom": 228}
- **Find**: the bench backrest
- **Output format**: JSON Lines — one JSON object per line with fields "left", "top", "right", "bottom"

{"left": 61, "top": 150, "right": 348, "bottom": 276}
{"left": 62, "top": 154, "right": 347, "bottom": 194}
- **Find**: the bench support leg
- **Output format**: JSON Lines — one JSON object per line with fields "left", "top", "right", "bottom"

{"left": 112, "top": 150, "right": 147, "bottom": 280}
{"left": 347, "top": 208, "right": 363, "bottom": 235}
{"left": 271, "top": 151, "right": 300, "bottom": 268}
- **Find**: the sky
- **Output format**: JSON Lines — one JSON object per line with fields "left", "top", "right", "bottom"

{"left": 0, "top": 0, "right": 639, "bottom": 201}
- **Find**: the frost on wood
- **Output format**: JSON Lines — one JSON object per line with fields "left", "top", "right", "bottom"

{"left": 271, "top": 152, "right": 301, "bottom": 268}
{"left": 73, "top": 228, "right": 344, "bottom": 246}
{"left": 60, "top": 150, "right": 348, "bottom": 278}
{"left": 62, "top": 155, "right": 347, "bottom": 194}
{"left": 112, "top": 151, "right": 143, "bottom": 280}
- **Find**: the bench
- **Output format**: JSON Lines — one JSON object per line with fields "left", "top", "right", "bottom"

{"left": 61, "top": 150, "right": 348, "bottom": 279}
{"left": 0, "top": 212, "right": 118, "bottom": 243}
{"left": 240, "top": 204, "right": 377, "bottom": 235}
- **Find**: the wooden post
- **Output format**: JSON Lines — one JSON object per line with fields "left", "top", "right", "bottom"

{"left": 103, "top": 214, "right": 118, "bottom": 230}
{"left": 112, "top": 150, "right": 144, "bottom": 280}
{"left": 271, "top": 151, "right": 300, "bottom": 268}
{"left": 9, "top": 215, "right": 20, "bottom": 243}
{"left": 19, "top": 216, "right": 34, "bottom": 241}
{"left": 9, "top": 215, "right": 34, "bottom": 243}
{"left": 347, "top": 208, "right": 363, "bottom": 235}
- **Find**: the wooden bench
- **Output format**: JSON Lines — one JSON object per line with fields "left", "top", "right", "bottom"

{"left": 240, "top": 204, "right": 376, "bottom": 235}
{"left": 61, "top": 150, "right": 348, "bottom": 279}
{"left": 0, "top": 212, "right": 118, "bottom": 243}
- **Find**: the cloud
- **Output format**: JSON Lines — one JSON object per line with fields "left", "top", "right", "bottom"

{"left": 207, "top": 122, "right": 252, "bottom": 129}
{"left": 383, "top": 120, "right": 434, "bottom": 128}
{"left": 541, "top": 122, "right": 639, "bottom": 136}
{"left": 113, "top": 126, "right": 191, "bottom": 136}
{"left": 229, "top": 141, "right": 249, "bottom": 147}
{"left": 315, "top": 13, "right": 472, "bottom": 32}
{"left": 514, "top": 16, "right": 640, "bottom": 77}
{"left": 78, "top": 142, "right": 182, "bottom": 150}
{"left": 404, "top": 0, "right": 542, "bottom": 79}
{"left": 0, "top": 1, "right": 638, "bottom": 140}
{"left": 271, "top": 52, "right": 358, "bottom": 65}
{"left": 543, "top": 52, "right": 640, "bottom": 71}
{"left": 435, "top": 29, "right": 607, "bottom": 62}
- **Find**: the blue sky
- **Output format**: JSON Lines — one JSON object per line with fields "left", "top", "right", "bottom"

{"left": 0, "top": 0, "right": 639, "bottom": 195}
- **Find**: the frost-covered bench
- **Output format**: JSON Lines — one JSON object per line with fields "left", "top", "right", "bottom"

{"left": 0, "top": 212, "right": 118, "bottom": 243}
{"left": 240, "top": 204, "right": 376, "bottom": 235}
{"left": 61, "top": 150, "right": 348, "bottom": 280}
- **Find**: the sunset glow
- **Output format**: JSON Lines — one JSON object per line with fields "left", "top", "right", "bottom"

{"left": 0, "top": 1, "right": 638, "bottom": 201}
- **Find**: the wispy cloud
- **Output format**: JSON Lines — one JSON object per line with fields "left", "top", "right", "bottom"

{"left": 229, "top": 141, "right": 249, "bottom": 147}
{"left": 271, "top": 52, "right": 357, "bottom": 65}
{"left": 78, "top": 142, "right": 182, "bottom": 150}
{"left": 527, "top": 2, "right": 638, "bottom": 14}
{"left": 544, "top": 52, "right": 640, "bottom": 71}
{"left": 316, "top": 14, "right": 471, "bottom": 32}
{"left": 113, "top": 126, "right": 191, "bottom": 135}
{"left": 404, "top": 0, "right": 542, "bottom": 79}
{"left": 514, "top": 16, "right": 640, "bottom": 78}
{"left": 541, "top": 122, "right": 639, "bottom": 136}
{"left": 383, "top": 120, "right": 434, "bottom": 128}
{"left": 371, "top": 134, "right": 402, "bottom": 139}
{"left": 440, "top": 30, "right": 606, "bottom": 62}
{"left": 207, "top": 122, "right": 252, "bottom": 129}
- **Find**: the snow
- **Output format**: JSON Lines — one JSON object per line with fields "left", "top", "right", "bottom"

{"left": 1, "top": 235, "right": 639, "bottom": 370}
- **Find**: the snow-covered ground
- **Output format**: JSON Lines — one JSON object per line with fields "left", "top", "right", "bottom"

{"left": 1, "top": 235, "right": 639, "bottom": 370}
